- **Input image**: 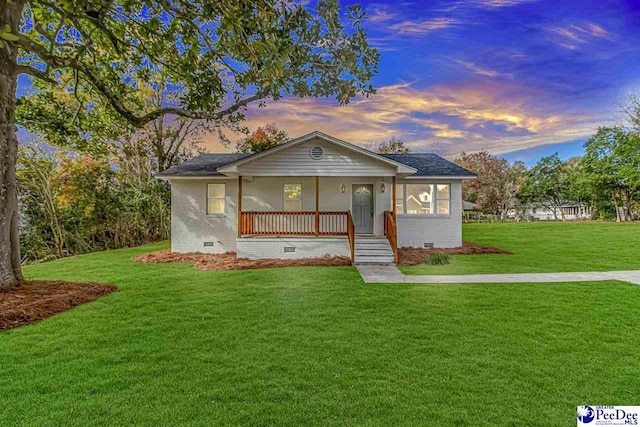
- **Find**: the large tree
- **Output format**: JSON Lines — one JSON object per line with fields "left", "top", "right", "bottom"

{"left": 235, "top": 123, "right": 289, "bottom": 154}
{"left": 520, "top": 153, "right": 572, "bottom": 220}
{"left": 583, "top": 126, "right": 640, "bottom": 222}
{"left": 0, "top": 0, "right": 379, "bottom": 287}
{"left": 455, "top": 151, "right": 520, "bottom": 218}
{"left": 18, "top": 71, "right": 206, "bottom": 172}
{"left": 375, "top": 136, "right": 411, "bottom": 154}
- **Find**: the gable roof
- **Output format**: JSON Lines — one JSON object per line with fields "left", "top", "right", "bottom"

{"left": 381, "top": 153, "right": 476, "bottom": 178}
{"left": 216, "top": 131, "right": 417, "bottom": 175}
{"left": 158, "top": 132, "right": 476, "bottom": 179}
{"left": 158, "top": 153, "right": 250, "bottom": 177}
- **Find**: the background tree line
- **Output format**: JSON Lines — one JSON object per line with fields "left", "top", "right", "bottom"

{"left": 455, "top": 102, "right": 640, "bottom": 221}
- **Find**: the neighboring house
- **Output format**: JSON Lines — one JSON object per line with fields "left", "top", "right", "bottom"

{"left": 159, "top": 131, "right": 476, "bottom": 264}
{"left": 515, "top": 202, "right": 592, "bottom": 221}
{"left": 463, "top": 201, "right": 478, "bottom": 212}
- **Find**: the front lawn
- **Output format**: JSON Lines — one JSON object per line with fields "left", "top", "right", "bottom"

{"left": 400, "top": 221, "right": 640, "bottom": 275}
{"left": 1, "top": 242, "right": 640, "bottom": 426}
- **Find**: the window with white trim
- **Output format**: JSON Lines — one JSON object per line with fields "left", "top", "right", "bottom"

{"left": 395, "top": 183, "right": 451, "bottom": 215}
{"left": 207, "top": 183, "right": 225, "bottom": 215}
{"left": 284, "top": 184, "right": 302, "bottom": 211}
{"left": 437, "top": 184, "right": 450, "bottom": 214}
{"left": 395, "top": 184, "right": 404, "bottom": 215}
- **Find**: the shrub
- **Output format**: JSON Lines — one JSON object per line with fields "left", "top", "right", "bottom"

{"left": 427, "top": 252, "right": 450, "bottom": 265}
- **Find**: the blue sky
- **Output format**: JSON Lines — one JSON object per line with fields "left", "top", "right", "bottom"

{"left": 17, "top": 0, "right": 640, "bottom": 164}
{"left": 230, "top": 0, "right": 640, "bottom": 164}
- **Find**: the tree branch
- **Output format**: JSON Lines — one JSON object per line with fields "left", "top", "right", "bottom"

{"left": 13, "top": 35, "right": 270, "bottom": 127}
{"left": 16, "top": 65, "right": 57, "bottom": 85}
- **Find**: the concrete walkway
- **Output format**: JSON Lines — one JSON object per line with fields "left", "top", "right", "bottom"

{"left": 356, "top": 265, "right": 640, "bottom": 285}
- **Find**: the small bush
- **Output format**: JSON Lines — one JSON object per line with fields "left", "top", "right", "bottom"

{"left": 427, "top": 252, "right": 450, "bottom": 265}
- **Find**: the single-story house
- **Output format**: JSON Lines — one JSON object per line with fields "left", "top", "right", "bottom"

{"left": 509, "top": 202, "right": 592, "bottom": 221}
{"left": 159, "top": 131, "right": 476, "bottom": 264}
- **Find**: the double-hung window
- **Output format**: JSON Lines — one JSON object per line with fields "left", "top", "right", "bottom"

{"left": 284, "top": 184, "right": 302, "bottom": 211}
{"left": 436, "top": 184, "right": 450, "bottom": 214}
{"left": 207, "top": 183, "right": 225, "bottom": 215}
{"left": 394, "top": 183, "right": 451, "bottom": 215}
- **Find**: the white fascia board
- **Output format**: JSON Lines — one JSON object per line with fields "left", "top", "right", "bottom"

{"left": 216, "top": 131, "right": 418, "bottom": 175}
{"left": 403, "top": 175, "right": 476, "bottom": 180}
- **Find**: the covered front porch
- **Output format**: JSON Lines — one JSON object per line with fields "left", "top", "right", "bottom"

{"left": 235, "top": 175, "right": 399, "bottom": 263}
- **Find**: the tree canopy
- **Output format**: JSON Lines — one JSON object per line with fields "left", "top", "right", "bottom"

{"left": 235, "top": 123, "right": 289, "bottom": 154}
{"left": 375, "top": 137, "right": 411, "bottom": 154}
{"left": 11, "top": 0, "right": 379, "bottom": 128}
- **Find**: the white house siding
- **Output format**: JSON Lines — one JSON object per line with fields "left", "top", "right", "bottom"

{"left": 170, "top": 176, "right": 394, "bottom": 254}
{"left": 396, "top": 180, "right": 463, "bottom": 248}
{"left": 236, "top": 237, "right": 350, "bottom": 260}
{"left": 237, "top": 137, "right": 398, "bottom": 176}
{"left": 241, "top": 176, "right": 392, "bottom": 236}
{"left": 171, "top": 179, "right": 238, "bottom": 254}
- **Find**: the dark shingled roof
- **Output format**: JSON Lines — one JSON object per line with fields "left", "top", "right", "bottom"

{"left": 159, "top": 151, "right": 475, "bottom": 178}
{"left": 159, "top": 153, "right": 250, "bottom": 176}
{"left": 381, "top": 153, "right": 476, "bottom": 177}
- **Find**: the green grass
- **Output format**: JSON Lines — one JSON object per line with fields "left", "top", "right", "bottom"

{"left": 1, "top": 238, "right": 640, "bottom": 425}
{"left": 401, "top": 221, "right": 640, "bottom": 275}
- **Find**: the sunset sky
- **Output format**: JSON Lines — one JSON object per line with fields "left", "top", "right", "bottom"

{"left": 217, "top": 0, "right": 640, "bottom": 164}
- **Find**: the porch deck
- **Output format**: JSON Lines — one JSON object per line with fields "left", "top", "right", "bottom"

{"left": 237, "top": 210, "right": 399, "bottom": 264}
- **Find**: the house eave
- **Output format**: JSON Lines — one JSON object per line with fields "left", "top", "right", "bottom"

{"left": 403, "top": 175, "right": 477, "bottom": 180}
{"left": 156, "top": 174, "right": 232, "bottom": 180}
{"left": 216, "top": 131, "right": 418, "bottom": 175}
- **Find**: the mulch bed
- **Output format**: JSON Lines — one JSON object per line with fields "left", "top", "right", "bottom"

{"left": 398, "top": 242, "right": 512, "bottom": 266}
{"left": 0, "top": 281, "right": 117, "bottom": 332}
{"left": 132, "top": 249, "right": 352, "bottom": 270}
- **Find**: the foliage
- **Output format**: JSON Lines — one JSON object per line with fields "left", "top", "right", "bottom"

{"left": 583, "top": 126, "right": 640, "bottom": 221}
{"left": 12, "top": 0, "right": 379, "bottom": 129}
{"left": 17, "top": 145, "right": 170, "bottom": 262}
{"left": 519, "top": 153, "right": 572, "bottom": 220}
{"left": 18, "top": 70, "right": 206, "bottom": 173}
{"left": 235, "top": 123, "right": 290, "bottom": 154}
{"left": 427, "top": 252, "right": 450, "bottom": 265}
{"left": 375, "top": 137, "right": 411, "bottom": 154}
{"left": 455, "top": 151, "right": 521, "bottom": 217}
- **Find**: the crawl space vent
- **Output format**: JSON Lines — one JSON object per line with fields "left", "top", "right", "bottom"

{"left": 203, "top": 242, "right": 215, "bottom": 247}
{"left": 284, "top": 246, "right": 296, "bottom": 253}
{"left": 423, "top": 243, "right": 434, "bottom": 248}
{"left": 310, "top": 146, "right": 323, "bottom": 160}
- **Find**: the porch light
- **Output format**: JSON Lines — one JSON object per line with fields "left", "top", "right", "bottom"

{"left": 341, "top": 183, "right": 346, "bottom": 193}
{"left": 380, "top": 183, "right": 386, "bottom": 193}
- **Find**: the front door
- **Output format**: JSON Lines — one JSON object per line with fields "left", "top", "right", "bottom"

{"left": 352, "top": 184, "right": 374, "bottom": 234}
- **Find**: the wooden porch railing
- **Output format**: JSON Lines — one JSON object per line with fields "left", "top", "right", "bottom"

{"left": 347, "top": 211, "right": 355, "bottom": 264}
{"left": 239, "top": 211, "right": 350, "bottom": 236}
{"left": 383, "top": 210, "right": 399, "bottom": 264}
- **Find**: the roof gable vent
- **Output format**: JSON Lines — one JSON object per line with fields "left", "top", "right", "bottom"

{"left": 310, "top": 146, "right": 323, "bottom": 160}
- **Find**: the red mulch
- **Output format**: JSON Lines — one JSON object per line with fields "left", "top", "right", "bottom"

{"left": 398, "top": 242, "right": 512, "bottom": 266}
{"left": 0, "top": 281, "right": 116, "bottom": 332}
{"left": 132, "top": 249, "right": 352, "bottom": 270}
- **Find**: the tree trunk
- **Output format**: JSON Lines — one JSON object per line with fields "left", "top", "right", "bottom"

{"left": 0, "top": 1, "right": 24, "bottom": 288}
{"left": 624, "top": 191, "right": 633, "bottom": 222}
{"left": 613, "top": 195, "right": 622, "bottom": 222}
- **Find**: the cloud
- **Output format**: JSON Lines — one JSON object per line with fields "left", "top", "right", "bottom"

{"left": 476, "top": 0, "right": 537, "bottom": 7}
{"left": 452, "top": 59, "right": 512, "bottom": 78}
{"left": 549, "top": 22, "right": 612, "bottom": 49}
{"left": 389, "top": 18, "right": 460, "bottom": 35}
{"left": 202, "top": 81, "right": 611, "bottom": 157}
{"left": 368, "top": 5, "right": 396, "bottom": 23}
